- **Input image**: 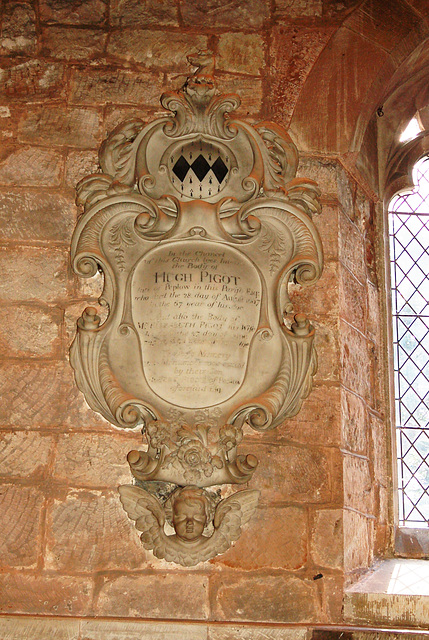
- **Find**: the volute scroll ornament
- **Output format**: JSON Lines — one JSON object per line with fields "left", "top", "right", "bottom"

{"left": 70, "top": 52, "right": 324, "bottom": 566}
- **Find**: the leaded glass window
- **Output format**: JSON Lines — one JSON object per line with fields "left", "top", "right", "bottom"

{"left": 389, "top": 155, "right": 429, "bottom": 527}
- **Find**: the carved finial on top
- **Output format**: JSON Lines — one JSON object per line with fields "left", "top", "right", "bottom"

{"left": 187, "top": 50, "right": 215, "bottom": 81}
{"left": 184, "top": 50, "right": 216, "bottom": 103}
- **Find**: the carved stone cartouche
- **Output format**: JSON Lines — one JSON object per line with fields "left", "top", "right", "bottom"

{"left": 70, "top": 52, "right": 324, "bottom": 566}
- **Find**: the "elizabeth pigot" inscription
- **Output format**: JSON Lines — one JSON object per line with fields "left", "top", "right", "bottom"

{"left": 132, "top": 241, "right": 262, "bottom": 408}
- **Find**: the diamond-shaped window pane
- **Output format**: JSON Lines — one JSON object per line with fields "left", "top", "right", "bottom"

{"left": 395, "top": 249, "right": 415, "bottom": 274}
{"left": 394, "top": 223, "right": 414, "bottom": 245}
{"left": 399, "top": 360, "right": 420, "bottom": 385}
{"left": 389, "top": 154, "right": 429, "bottom": 526}
{"left": 410, "top": 318, "right": 429, "bottom": 341}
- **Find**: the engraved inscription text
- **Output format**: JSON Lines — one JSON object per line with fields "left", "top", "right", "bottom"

{"left": 132, "top": 241, "right": 262, "bottom": 408}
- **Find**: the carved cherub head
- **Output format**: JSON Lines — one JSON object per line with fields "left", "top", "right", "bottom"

{"left": 169, "top": 486, "right": 212, "bottom": 542}
{"left": 119, "top": 484, "right": 260, "bottom": 565}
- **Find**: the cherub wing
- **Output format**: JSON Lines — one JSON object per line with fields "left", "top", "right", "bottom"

{"left": 214, "top": 489, "right": 259, "bottom": 535}
{"left": 118, "top": 485, "right": 169, "bottom": 558}
{"left": 198, "top": 489, "right": 260, "bottom": 559}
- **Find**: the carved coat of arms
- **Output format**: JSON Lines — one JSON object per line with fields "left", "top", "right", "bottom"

{"left": 70, "top": 53, "right": 323, "bottom": 566}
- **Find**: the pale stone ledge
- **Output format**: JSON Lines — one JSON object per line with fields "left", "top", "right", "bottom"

{"left": 2, "top": 616, "right": 429, "bottom": 639}
{"left": 0, "top": 617, "right": 309, "bottom": 640}
{"left": 344, "top": 559, "right": 429, "bottom": 628}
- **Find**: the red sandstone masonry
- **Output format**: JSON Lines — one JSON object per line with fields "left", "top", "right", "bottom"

{"left": 310, "top": 508, "right": 343, "bottom": 570}
{"left": 0, "top": 573, "right": 94, "bottom": 616}
{"left": 217, "top": 32, "right": 265, "bottom": 76}
{"left": 110, "top": 0, "right": 178, "bottom": 28}
{"left": 339, "top": 265, "right": 367, "bottom": 334}
{"left": 0, "top": 3, "right": 37, "bottom": 55}
{"left": 40, "top": 0, "right": 108, "bottom": 25}
{"left": 0, "top": 191, "right": 75, "bottom": 244}
{"left": 94, "top": 573, "right": 210, "bottom": 619}
{"left": 0, "top": 305, "right": 62, "bottom": 359}
{"left": 269, "top": 24, "right": 335, "bottom": 126}
{"left": 322, "top": 573, "right": 344, "bottom": 622}
{"left": 311, "top": 205, "right": 340, "bottom": 262}
{"left": 296, "top": 156, "right": 340, "bottom": 198}
{"left": 209, "top": 571, "right": 320, "bottom": 623}
{"left": 69, "top": 68, "right": 164, "bottom": 107}
{"left": 0, "top": 60, "right": 66, "bottom": 102}
{"left": 340, "top": 320, "right": 372, "bottom": 403}
{"left": 180, "top": 0, "right": 270, "bottom": 29}
{"left": 0, "top": 362, "right": 70, "bottom": 428}
{"left": 0, "top": 146, "right": 63, "bottom": 187}
{"left": 0, "top": 361, "right": 111, "bottom": 430}
{"left": 0, "top": 484, "right": 45, "bottom": 569}
{"left": 343, "top": 454, "right": 373, "bottom": 515}
{"left": 52, "top": 432, "right": 143, "bottom": 488}
{"left": 18, "top": 106, "right": 102, "bottom": 149}
{"left": 339, "top": 210, "right": 367, "bottom": 285}
{"left": 107, "top": 30, "right": 208, "bottom": 69}
{"left": 279, "top": 384, "right": 341, "bottom": 447}
{"left": 289, "top": 27, "right": 390, "bottom": 155}
{"left": 0, "top": 247, "right": 70, "bottom": 302}
{"left": 0, "top": 0, "right": 399, "bottom": 625}
{"left": 341, "top": 388, "right": 368, "bottom": 455}
{"left": 215, "top": 74, "right": 263, "bottom": 118}
{"left": 343, "top": 509, "right": 374, "bottom": 573}
{"left": 346, "top": 0, "right": 421, "bottom": 53}
{"left": 45, "top": 490, "right": 146, "bottom": 572}
{"left": 40, "top": 27, "right": 108, "bottom": 60}
{"left": 102, "top": 105, "right": 156, "bottom": 136}
{"left": 0, "top": 431, "right": 54, "bottom": 480}
{"left": 245, "top": 442, "right": 331, "bottom": 505}
{"left": 64, "top": 150, "right": 99, "bottom": 190}
{"left": 212, "top": 505, "right": 308, "bottom": 571}
{"left": 312, "top": 317, "right": 341, "bottom": 384}
{"left": 289, "top": 262, "right": 340, "bottom": 317}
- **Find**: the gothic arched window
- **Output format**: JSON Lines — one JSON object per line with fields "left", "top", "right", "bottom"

{"left": 388, "top": 154, "right": 429, "bottom": 528}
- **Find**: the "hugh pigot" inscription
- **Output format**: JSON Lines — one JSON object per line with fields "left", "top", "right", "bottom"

{"left": 132, "top": 241, "right": 262, "bottom": 408}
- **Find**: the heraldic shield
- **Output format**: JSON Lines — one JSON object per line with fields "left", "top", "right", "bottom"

{"left": 70, "top": 52, "right": 324, "bottom": 566}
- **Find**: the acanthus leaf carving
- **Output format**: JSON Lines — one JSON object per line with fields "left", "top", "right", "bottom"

{"left": 99, "top": 118, "right": 145, "bottom": 185}
{"left": 255, "top": 121, "right": 299, "bottom": 191}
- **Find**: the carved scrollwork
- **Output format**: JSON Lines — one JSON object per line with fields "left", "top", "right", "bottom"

{"left": 99, "top": 119, "right": 145, "bottom": 185}
{"left": 126, "top": 418, "right": 258, "bottom": 487}
{"left": 160, "top": 53, "right": 239, "bottom": 141}
{"left": 255, "top": 121, "right": 299, "bottom": 190}
{"left": 69, "top": 52, "right": 324, "bottom": 566}
{"left": 70, "top": 312, "right": 157, "bottom": 429}
{"left": 229, "top": 313, "right": 316, "bottom": 432}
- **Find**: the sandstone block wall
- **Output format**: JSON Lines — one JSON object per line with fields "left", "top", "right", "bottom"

{"left": 0, "top": 0, "right": 427, "bottom": 630}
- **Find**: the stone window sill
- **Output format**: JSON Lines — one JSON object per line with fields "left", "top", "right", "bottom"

{"left": 344, "top": 559, "right": 429, "bottom": 628}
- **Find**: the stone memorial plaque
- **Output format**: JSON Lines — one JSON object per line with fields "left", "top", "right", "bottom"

{"left": 70, "top": 52, "right": 324, "bottom": 566}
{"left": 132, "top": 241, "right": 261, "bottom": 407}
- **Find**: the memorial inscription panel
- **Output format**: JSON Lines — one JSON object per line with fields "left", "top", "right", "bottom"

{"left": 70, "top": 53, "right": 324, "bottom": 566}
{"left": 132, "top": 240, "right": 261, "bottom": 407}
